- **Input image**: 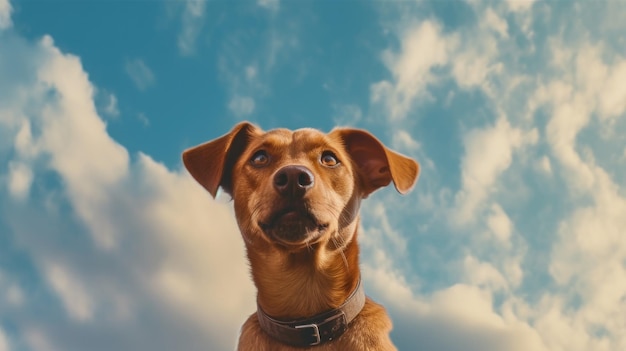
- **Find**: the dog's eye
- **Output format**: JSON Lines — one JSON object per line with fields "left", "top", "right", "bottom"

{"left": 250, "top": 150, "right": 269, "bottom": 167}
{"left": 320, "top": 151, "right": 340, "bottom": 167}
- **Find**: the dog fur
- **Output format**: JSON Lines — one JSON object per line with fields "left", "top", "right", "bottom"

{"left": 183, "top": 122, "right": 419, "bottom": 350}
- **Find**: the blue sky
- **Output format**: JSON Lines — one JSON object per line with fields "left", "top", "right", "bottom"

{"left": 1, "top": 0, "right": 626, "bottom": 350}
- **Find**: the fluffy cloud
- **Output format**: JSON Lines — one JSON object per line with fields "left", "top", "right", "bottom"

{"left": 228, "top": 95, "right": 256, "bottom": 117}
{"left": 371, "top": 20, "right": 454, "bottom": 120}
{"left": 258, "top": 0, "right": 279, "bottom": 11}
{"left": 178, "top": 0, "right": 206, "bottom": 56}
{"left": 44, "top": 263, "right": 95, "bottom": 322}
{"left": 0, "top": 0, "right": 11, "bottom": 29}
{"left": 103, "top": 92, "right": 119, "bottom": 118}
{"left": 454, "top": 116, "right": 537, "bottom": 224}
{"left": 505, "top": 0, "right": 536, "bottom": 13}
{"left": 0, "top": 327, "right": 8, "bottom": 351}
{"left": 361, "top": 234, "right": 547, "bottom": 351}
{"left": 534, "top": 33, "right": 626, "bottom": 351}
{"left": 125, "top": 58, "right": 155, "bottom": 91}
{"left": 0, "top": 30, "right": 254, "bottom": 351}
{"left": 366, "top": 2, "right": 626, "bottom": 350}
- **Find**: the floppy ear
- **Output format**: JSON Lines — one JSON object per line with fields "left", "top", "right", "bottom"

{"left": 330, "top": 128, "right": 419, "bottom": 196}
{"left": 182, "top": 122, "right": 259, "bottom": 198}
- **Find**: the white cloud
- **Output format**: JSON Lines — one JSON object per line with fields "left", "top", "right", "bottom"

{"left": 125, "top": 58, "right": 155, "bottom": 91}
{"left": 392, "top": 130, "right": 421, "bottom": 152}
{"left": 362, "top": 202, "right": 408, "bottom": 256}
{"left": 363, "top": 250, "right": 548, "bottom": 351}
{"left": 0, "top": 270, "right": 24, "bottom": 308}
{"left": 463, "top": 255, "right": 508, "bottom": 291}
{"left": 332, "top": 103, "right": 362, "bottom": 126}
{"left": 45, "top": 263, "right": 94, "bottom": 321}
{"left": 486, "top": 203, "right": 513, "bottom": 243}
{"left": 0, "top": 0, "right": 11, "bottom": 30}
{"left": 228, "top": 95, "right": 255, "bottom": 117}
{"left": 258, "top": 0, "right": 279, "bottom": 11}
{"left": 485, "top": 7, "right": 509, "bottom": 38}
{"left": 505, "top": 0, "right": 536, "bottom": 13}
{"left": 598, "top": 61, "right": 626, "bottom": 119}
{"left": 547, "top": 167, "right": 626, "bottom": 350}
{"left": 454, "top": 116, "right": 537, "bottom": 224}
{"left": 7, "top": 161, "right": 33, "bottom": 200}
{"left": 1, "top": 30, "right": 254, "bottom": 350}
{"left": 370, "top": 2, "right": 626, "bottom": 350}
{"left": 24, "top": 329, "right": 54, "bottom": 351}
{"left": 103, "top": 92, "right": 119, "bottom": 117}
{"left": 6, "top": 284, "right": 24, "bottom": 306}
{"left": 137, "top": 112, "right": 150, "bottom": 127}
{"left": 450, "top": 22, "right": 502, "bottom": 92}
{"left": 0, "top": 327, "right": 7, "bottom": 351}
{"left": 36, "top": 36, "right": 130, "bottom": 249}
{"left": 538, "top": 155, "right": 552, "bottom": 175}
{"left": 178, "top": 0, "right": 206, "bottom": 56}
{"left": 371, "top": 20, "right": 454, "bottom": 120}
{"left": 245, "top": 64, "right": 257, "bottom": 81}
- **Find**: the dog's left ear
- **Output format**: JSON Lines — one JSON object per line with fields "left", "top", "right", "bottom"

{"left": 331, "top": 128, "right": 419, "bottom": 196}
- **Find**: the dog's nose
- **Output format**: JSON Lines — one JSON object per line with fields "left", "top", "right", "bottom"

{"left": 273, "top": 165, "right": 314, "bottom": 198}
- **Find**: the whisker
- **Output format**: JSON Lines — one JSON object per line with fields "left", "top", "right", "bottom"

{"left": 332, "top": 237, "right": 349, "bottom": 270}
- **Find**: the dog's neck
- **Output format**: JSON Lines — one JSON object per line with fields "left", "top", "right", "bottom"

{"left": 247, "top": 221, "right": 361, "bottom": 319}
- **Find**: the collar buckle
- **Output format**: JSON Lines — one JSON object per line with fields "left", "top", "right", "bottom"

{"left": 295, "top": 323, "right": 321, "bottom": 346}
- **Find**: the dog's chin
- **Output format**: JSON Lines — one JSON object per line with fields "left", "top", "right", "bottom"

{"left": 259, "top": 211, "right": 329, "bottom": 249}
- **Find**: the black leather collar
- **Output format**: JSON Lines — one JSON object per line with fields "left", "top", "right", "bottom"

{"left": 256, "top": 278, "right": 366, "bottom": 347}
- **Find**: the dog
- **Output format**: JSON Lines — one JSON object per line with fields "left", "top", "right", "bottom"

{"left": 183, "top": 122, "right": 419, "bottom": 350}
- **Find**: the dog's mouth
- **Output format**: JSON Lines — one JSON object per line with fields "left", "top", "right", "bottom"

{"left": 259, "top": 206, "right": 329, "bottom": 246}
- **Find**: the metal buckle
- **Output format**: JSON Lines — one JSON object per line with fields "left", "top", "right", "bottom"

{"left": 295, "top": 323, "right": 321, "bottom": 346}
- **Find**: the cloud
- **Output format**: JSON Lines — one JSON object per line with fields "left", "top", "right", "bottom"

{"left": 1, "top": 31, "right": 254, "bottom": 351}
{"left": 371, "top": 20, "right": 454, "bottom": 120}
{"left": 24, "top": 328, "right": 54, "bottom": 351}
{"left": 392, "top": 130, "right": 421, "bottom": 153}
{"left": 103, "top": 92, "right": 119, "bottom": 117}
{"left": 217, "top": 22, "right": 299, "bottom": 119}
{"left": 505, "top": 0, "right": 536, "bottom": 13}
{"left": 366, "top": 2, "right": 626, "bottom": 350}
{"left": 137, "top": 112, "right": 150, "bottom": 127}
{"left": 258, "top": 0, "right": 279, "bottom": 11}
{"left": 178, "top": 0, "right": 206, "bottom": 56}
{"left": 449, "top": 12, "right": 505, "bottom": 92}
{"left": 454, "top": 116, "right": 537, "bottom": 224}
{"left": 7, "top": 161, "right": 33, "bottom": 200}
{"left": 0, "top": 327, "right": 8, "bottom": 351}
{"left": 332, "top": 103, "right": 363, "bottom": 126}
{"left": 44, "top": 263, "right": 95, "bottom": 321}
{"left": 531, "top": 33, "right": 626, "bottom": 351}
{"left": 228, "top": 95, "right": 255, "bottom": 117}
{"left": 0, "top": 0, "right": 11, "bottom": 30}
{"left": 360, "top": 226, "right": 546, "bottom": 351}
{"left": 402, "top": 285, "right": 546, "bottom": 351}
{"left": 537, "top": 155, "right": 552, "bottom": 175}
{"left": 486, "top": 203, "right": 513, "bottom": 244}
{"left": 484, "top": 7, "right": 509, "bottom": 38}
{"left": 125, "top": 58, "right": 155, "bottom": 91}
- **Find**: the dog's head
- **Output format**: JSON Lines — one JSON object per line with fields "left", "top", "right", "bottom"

{"left": 183, "top": 122, "right": 419, "bottom": 252}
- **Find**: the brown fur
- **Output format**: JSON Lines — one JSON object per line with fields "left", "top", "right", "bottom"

{"left": 183, "top": 122, "right": 419, "bottom": 350}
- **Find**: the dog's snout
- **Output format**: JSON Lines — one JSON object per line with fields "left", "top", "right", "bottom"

{"left": 273, "top": 165, "right": 314, "bottom": 198}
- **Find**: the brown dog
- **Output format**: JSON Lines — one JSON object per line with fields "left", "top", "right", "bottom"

{"left": 183, "top": 122, "right": 419, "bottom": 350}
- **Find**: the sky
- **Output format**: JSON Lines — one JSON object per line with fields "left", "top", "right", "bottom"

{"left": 1, "top": 0, "right": 626, "bottom": 350}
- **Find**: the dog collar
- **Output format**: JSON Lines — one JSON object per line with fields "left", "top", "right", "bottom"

{"left": 256, "top": 277, "right": 366, "bottom": 347}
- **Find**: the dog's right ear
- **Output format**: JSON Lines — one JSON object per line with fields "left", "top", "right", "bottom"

{"left": 182, "top": 122, "right": 259, "bottom": 198}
